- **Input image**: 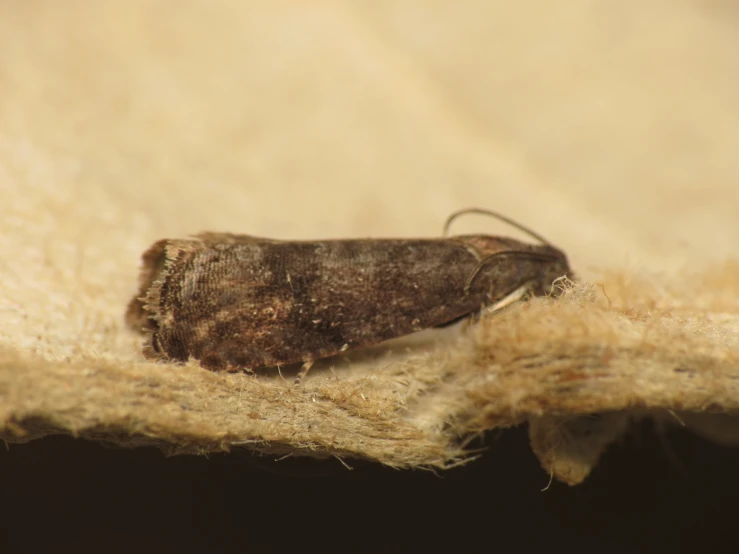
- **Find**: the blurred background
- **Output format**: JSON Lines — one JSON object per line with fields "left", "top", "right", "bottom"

{"left": 2, "top": 1, "right": 738, "bottom": 270}
{"left": 1, "top": 1, "right": 738, "bottom": 551}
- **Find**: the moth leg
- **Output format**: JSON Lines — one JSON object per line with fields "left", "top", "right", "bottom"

{"left": 293, "top": 360, "right": 314, "bottom": 386}
{"left": 482, "top": 282, "right": 533, "bottom": 318}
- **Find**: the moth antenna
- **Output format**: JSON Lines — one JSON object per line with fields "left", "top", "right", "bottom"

{"left": 444, "top": 208, "right": 552, "bottom": 246}
{"left": 464, "top": 250, "right": 560, "bottom": 292}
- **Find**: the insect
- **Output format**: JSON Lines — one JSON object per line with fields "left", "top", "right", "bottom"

{"left": 126, "top": 208, "right": 573, "bottom": 383}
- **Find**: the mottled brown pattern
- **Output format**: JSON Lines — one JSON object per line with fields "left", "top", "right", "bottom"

{"left": 126, "top": 233, "right": 572, "bottom": 371}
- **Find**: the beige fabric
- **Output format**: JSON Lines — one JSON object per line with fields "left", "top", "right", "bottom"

{"left": 1, "top": 1, "right": 737, "bottom": 484}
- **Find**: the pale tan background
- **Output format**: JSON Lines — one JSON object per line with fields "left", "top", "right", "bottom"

{"left": 1, "top": 1, "right": 738, "bottom": 458}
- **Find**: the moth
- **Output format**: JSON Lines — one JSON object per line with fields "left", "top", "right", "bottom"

{"left": 126, "top": 208, "right": 573, "bottom": 383}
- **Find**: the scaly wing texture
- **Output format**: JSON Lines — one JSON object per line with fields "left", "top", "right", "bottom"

{"left": 140, "top": 236, "right": 560, "bottom": 368}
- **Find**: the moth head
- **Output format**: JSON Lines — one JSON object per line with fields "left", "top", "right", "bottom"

{"left": 524, "top": 243, "right": 574, "bottom": 298}
{"left": 453, "top": 235, "right": 574, "bottom": 300}
{"left": 445, "top": 208, "right": 575, "bottom": 299}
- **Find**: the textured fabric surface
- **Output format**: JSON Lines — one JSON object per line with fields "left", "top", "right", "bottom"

{"left": 1, "top": 1, "right": 738, "bottom": 484}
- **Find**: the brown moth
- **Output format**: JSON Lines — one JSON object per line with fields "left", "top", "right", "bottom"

{"left": 126, "top": 209, "right": 573, "bottom": 382}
